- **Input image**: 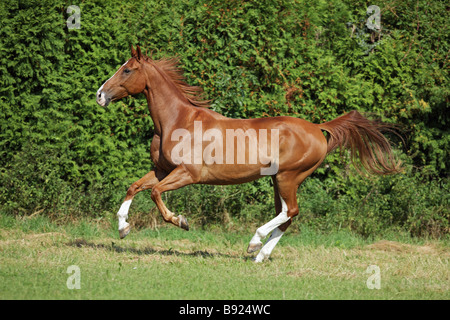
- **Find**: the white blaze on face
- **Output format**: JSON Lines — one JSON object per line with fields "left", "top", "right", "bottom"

{"left": 96, "top": 85, "right": 108, "bottom": 107}
{"left": 96, "top": 60, "right": 130, "bottom": 106}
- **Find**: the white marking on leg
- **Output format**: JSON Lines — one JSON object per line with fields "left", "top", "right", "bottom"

{"left": 117, "top": 199, "right": 132, "bottom": 230}
{"left": 249, "top": 194, "right": 289, "bottom": 246}
{"left": 254, "top": 227, "right": 284, "bottom": 263}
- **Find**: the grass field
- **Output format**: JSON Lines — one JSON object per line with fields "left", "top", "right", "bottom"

{"left": 0, "top": 213, "right": 448, "bottom": 300}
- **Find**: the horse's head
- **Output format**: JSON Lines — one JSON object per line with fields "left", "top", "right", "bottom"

{"left": 96, "top": 45, "right": 147, "bottom": 107}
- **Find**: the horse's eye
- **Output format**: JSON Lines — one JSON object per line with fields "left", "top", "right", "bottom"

{"left": 123, "top": 68, "right": 131, "bottom": 74}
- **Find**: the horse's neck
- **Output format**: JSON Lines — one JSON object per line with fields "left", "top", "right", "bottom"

{"left": 144, "top": 67, "right": 195, "bottom": 137}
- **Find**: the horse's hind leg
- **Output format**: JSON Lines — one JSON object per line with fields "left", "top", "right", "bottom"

{"left": 117, "top": 169, "right": 167, "bottom": 239}
{"left": 247, "top": 174, "right": 299, "bottom": 261}
{"left": 251, "top": 177, "right": 293, "bottom": 262}
{"left": 250, "top": 162, "right": 326, "bottom": 262}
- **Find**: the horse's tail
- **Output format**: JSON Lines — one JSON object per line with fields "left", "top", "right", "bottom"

{"left": 318, "top": 110, "right": 402, "bottom": 175}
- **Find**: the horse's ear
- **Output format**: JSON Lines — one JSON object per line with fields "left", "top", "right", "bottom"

{"left": 136, "top": 45, "right": 143, "bottom": 61}
{"left": 131, "top": 45, "right": 137, "bottom": 58}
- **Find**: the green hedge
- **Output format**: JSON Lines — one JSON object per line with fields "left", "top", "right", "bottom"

{"left": 0, "top": 0, "right": 448, "bottom": 237}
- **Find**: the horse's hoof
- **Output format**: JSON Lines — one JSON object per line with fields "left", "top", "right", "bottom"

{"left": 253, "top": 256, "right": 264, "bottom": 263}
{"left": 119, "top": 223, "right": 131, "bottom": 239}
{"left": 178, "top": 215, "right": 189, "bottom": 231}
{"left": 247, "top": 241, "right": 262, "bottom": 254}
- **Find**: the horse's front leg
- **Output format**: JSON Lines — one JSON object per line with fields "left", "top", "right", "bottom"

{"left": 150, "top": 165, "right": 197, "bottom": 230}
{"left": 117, "top": 169, "right": 167, "bottom": 239}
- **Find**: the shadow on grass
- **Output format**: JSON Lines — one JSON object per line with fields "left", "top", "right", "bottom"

{"left": 67, "top": 238, "right": 254, "bottom": 261}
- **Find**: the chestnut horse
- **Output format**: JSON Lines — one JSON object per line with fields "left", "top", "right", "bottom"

{"left": 96, "top": 46, "right": 400, "bottom": 262}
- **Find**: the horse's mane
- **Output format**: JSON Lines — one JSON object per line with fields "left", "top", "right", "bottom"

{"left": 144, "top": 55, "right": 210, "bottom": 108}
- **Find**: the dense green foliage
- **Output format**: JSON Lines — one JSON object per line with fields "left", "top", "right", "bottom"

{"left": 0, "top": 0, "right": 448, "bottom": 237}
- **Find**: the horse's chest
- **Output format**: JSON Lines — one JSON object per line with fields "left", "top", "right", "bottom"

{"left": 150, "top": 135, "right": 176, "bottom": 172}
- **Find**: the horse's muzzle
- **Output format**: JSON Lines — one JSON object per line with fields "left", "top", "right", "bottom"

{"left": 96, "top": 90, "right": 111, "bottom": 107}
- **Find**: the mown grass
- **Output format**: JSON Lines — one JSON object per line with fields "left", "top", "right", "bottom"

{"left": 0, "top": 213, "right": 448, "bottom": 300}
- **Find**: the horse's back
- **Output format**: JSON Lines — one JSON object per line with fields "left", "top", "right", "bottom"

{"left": 194, "top": 110, "right": 328, "bottom": 177}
